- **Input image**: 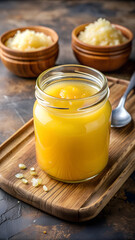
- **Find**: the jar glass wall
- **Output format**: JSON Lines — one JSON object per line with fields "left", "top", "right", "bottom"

{"left": 33, "top": 65, "right": 112, "bottom": 183}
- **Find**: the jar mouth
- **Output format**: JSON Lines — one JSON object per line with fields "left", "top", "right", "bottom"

{"left": 35, "top": 64, "right": 109, "bottom": 111}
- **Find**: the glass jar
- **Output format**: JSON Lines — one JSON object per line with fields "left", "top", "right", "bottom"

{"left": 33, "top": 65, "right": 111, "bottom": 183}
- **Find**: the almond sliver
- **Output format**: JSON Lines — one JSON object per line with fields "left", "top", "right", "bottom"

{"left": 15, "top": 173, "right": 24, "bottom": 179}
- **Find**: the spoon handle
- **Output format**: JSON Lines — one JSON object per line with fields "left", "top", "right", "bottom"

{"left": 118, "top": 72, "right": 135, "bottom": 108}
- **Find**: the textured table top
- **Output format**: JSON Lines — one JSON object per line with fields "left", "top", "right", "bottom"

{"left": 0, "top": 0, "right": 135, "bottom": 239}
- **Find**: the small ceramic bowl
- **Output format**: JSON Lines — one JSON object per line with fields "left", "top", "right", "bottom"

{"left": 0, "top": 26, "right": 59, "bottom": 78}
{"left": 72, "top": 23, "right": 133, "bottom": 72}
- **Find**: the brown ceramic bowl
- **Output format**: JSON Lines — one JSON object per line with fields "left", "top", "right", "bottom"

{"left": 0, "top": 26, "right": 59, "bottom": 78}
{"left": 72, "top": 23, "right": 133, "bottom": 72}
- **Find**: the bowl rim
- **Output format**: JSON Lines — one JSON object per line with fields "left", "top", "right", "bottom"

{"left": 72, "top": 23, "right": 133, "bottom": 51}
{"left": 0, "top": 25, "right": 59, "bottom": 55}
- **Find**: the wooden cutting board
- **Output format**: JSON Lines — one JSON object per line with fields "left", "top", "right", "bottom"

{"left": 0, "top": 77, "right": 135, "bottom": 222}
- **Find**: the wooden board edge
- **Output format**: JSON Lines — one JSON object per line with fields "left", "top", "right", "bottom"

{"left": 0, "top": 151, "right": 134, "bottom": 223}
{"left": 78, "top": 150, "right": 135, "bottom": 222}
{"left": 106, "top": 76, "right": 129, "bottom": 85}
{"left": 0, "top": 118, "right": 33, "bottom": 149}
{"left": 0, "top": 118, "right": 34, "bottom": 161}
{"left": 0, "top": 174, "right": 79, "bottom": 222}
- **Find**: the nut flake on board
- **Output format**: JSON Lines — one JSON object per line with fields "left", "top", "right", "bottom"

{"left": 19, "top": 163, "right": 27, "bottom": 170}
{"left": 31, "top": 178, "right": 42, "bottom": 187}
{"left": 43, "top": 185, "right": 49, "bottom": 192}
{"left": 15, "top": 173, "right": 24, "bottom": 179}
{"left": 30, "top": 167, "right": 35, "bottom": 171}
{"left": 22, "top": 178, "right": 28, "bottom": 184}
{"left": 30, "top": 171, "right": 37, "bottom": 176}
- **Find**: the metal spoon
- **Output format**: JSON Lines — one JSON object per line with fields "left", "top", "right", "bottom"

{"left": 111, "top": 72, "right": 135, "bottom": 127}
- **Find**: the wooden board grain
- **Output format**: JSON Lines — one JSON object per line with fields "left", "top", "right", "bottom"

{"left": 0, "top": 77, "right": 135, "bottom": 222}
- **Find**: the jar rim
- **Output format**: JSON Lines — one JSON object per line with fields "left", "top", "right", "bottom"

{"left": 35, "top": 64, "right": 109, "bottom": 110}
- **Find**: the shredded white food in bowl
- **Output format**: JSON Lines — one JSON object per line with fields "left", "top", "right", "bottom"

{"left": 78, "top": 18, "right": 127, "bottom": 46}
{"left": 5, "top": 29, "right": 53, "bottom": 51}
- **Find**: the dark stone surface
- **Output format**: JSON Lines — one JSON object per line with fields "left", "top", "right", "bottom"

{"left": 0, "top": 0, "right": 135, "bottom": 239}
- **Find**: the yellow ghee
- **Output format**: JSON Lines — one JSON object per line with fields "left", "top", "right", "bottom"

{"left": 33, "top": 71, "right": 111, "bottom": 182}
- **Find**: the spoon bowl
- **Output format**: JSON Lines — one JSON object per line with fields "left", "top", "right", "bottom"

{"left": 111, "top": 106, "right": 132, "bottom": 127}
{"left": 111, "top": 72, "right": 135, "bottom": 128}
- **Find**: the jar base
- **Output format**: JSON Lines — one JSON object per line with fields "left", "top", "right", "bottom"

{"left": 47, "top": 173, "right": 99, "bottom": 183}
